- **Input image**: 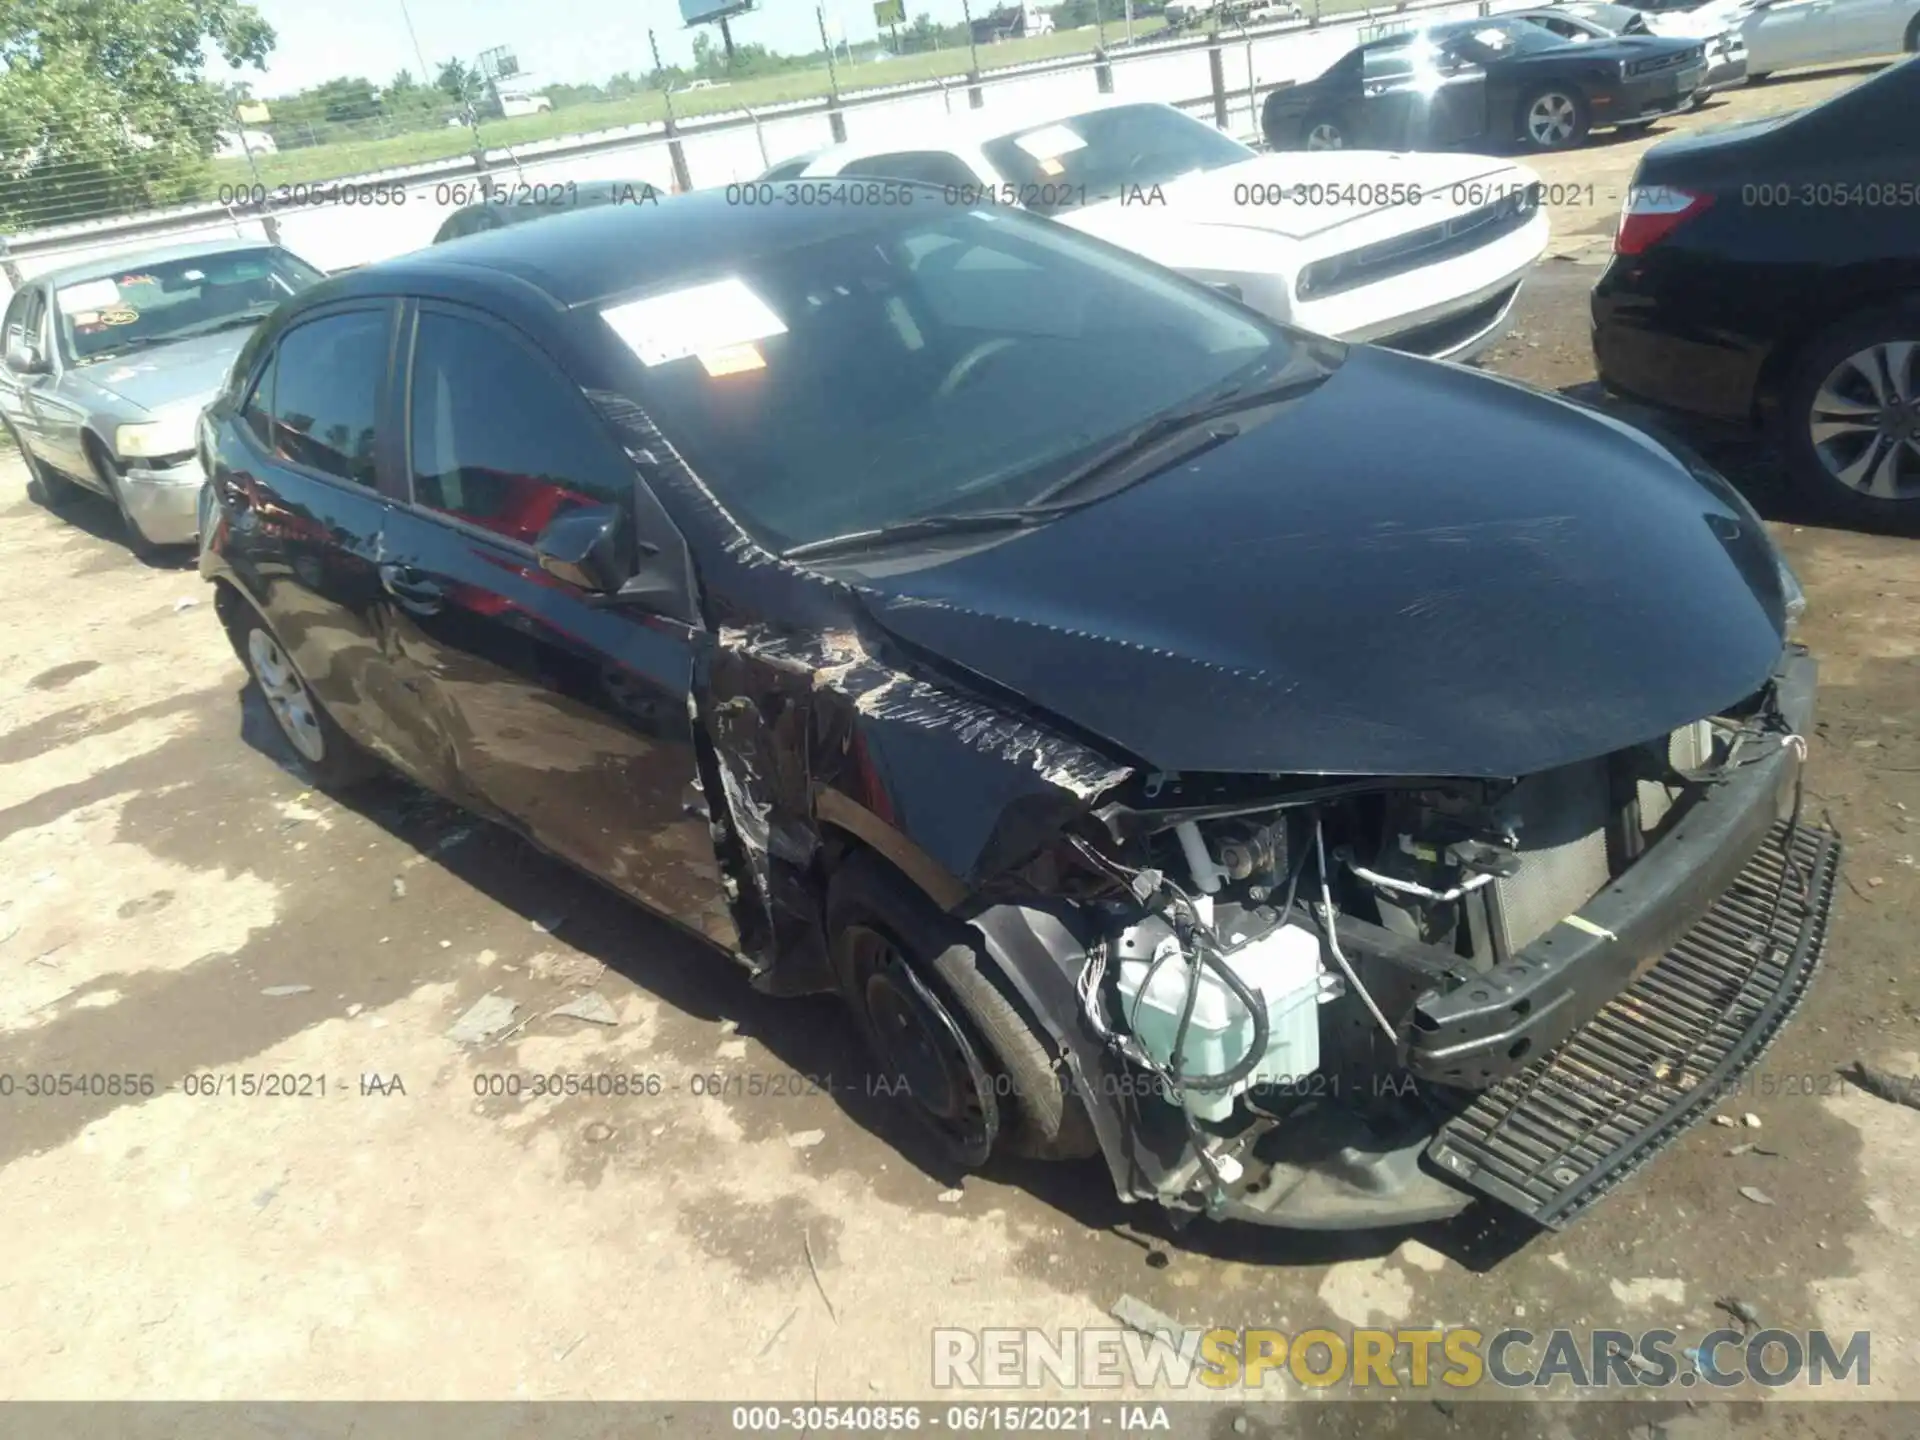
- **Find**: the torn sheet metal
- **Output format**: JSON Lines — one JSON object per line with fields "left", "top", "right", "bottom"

{"left": 707, "top": 623, "right": 1131, "bottom": 931}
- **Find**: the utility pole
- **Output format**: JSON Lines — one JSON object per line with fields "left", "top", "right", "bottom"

{"left": 395, "top": 0, "right": 434, "bottom": 84}
{"left": 651, "top": 28, "right": 692, "bottom": 194}
{"left": 956, "top": 0, "right": 975, "bottom": 78}
{"left": 817, "top": 6, "right": 842, "bottom": 93}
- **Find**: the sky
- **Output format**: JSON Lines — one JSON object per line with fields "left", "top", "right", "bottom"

{"left": 235, "top": 0, "right": 989, "bottom": 97}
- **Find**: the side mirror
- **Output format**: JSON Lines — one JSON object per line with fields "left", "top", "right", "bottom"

{"left": 534, "top": 504, "right": 631, "bottom": 593}
{"left": 5, "top": 342, "right": 47, "bottom": 375}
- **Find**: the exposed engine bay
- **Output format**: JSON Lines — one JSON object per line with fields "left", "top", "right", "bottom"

{"left": 986, "top": 668, "right": 1831, "bottom": 1230}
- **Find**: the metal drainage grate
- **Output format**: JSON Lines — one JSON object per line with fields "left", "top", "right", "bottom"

{"left": 1428, "top": 821, "right": 1841, "bottom": 1229}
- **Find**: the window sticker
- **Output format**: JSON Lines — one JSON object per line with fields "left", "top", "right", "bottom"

{"left": 116, "top": 273, "right": 161, "bottom": 288}
{"left": 601, "top": 278, "right": 788, "bottom": 367}
{"left": 699, "top": 342, "right": 767, "bottom": 377}
{"left": 70, "top": 310, "right": 101, "bottom": 326}
{"left": 1012, "top": 124, "right": 1089, "bottom": 162}
{"left": 100, "top": 307, "right": 140, "bottom": 326}
{"left": 57, "top": 279, "right": 121, "bottom": 314}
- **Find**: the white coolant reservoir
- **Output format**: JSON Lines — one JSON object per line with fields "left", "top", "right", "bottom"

{"left": 1114, "top": 921, "right": 1323, "bottom": 1123}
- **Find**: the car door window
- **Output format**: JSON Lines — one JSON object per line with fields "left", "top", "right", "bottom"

{"left": 839, "top": 151, "right": 981, "bottom": 189}
{"left": 242, "top": 348, "right": 278, "bottom": 448}
{"left": 407, "top": 311, "right": 633, "bottom": 546}
{"left": 1362, "top": 42, "right": 1417, "bottom": 81}
{"left": 268, "top": 309, "right": 388, "bottom": 486}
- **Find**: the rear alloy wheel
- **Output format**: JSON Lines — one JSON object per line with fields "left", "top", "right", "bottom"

{"left": 1303, "top": 114, "right": 1346, "bottom": 151}
{"left": 238, "top": 615, "right": 381, "bottom": 787}
{"left": 1784, "top": 307, "right": 1920, "bottom": 528}
{"left": 1519, "top": 86, "right": 1588, "bottom": 150}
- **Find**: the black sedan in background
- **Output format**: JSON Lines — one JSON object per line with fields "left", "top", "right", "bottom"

{"left": 1592, "top": 56, "right": 1920, "bottom": 527}
{"left": 1262, "top": 16, "right": 1708, "bottom": 151}
{"left": 195, "top": 187, "right": 1828, "bottom": 1238}
{"left": 431, "top": 177, "right": 662, "bottom": 243}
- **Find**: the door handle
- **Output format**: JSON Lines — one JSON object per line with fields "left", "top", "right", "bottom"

{"left": 379, "top": 562, "right": 445, "bottom": 614}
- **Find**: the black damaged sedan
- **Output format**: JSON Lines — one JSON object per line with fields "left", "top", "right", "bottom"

{"left": 198, "top": 189, "right": 1838, "bottom": 1235}
{"left": 1262, "top": 16, "right": 1709, "bottom": 153}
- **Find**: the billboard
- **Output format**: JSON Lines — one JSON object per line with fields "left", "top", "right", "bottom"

{"left": 679, "top": 0, "right": 756, "bottom": 24}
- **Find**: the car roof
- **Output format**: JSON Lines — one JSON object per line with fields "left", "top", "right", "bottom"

{"left": 336, "top": 185, "right": 945, "bottom": 311}
{"left": 37, "top": 237, "right": 291, "bottom": 289}
{"left": 799, "top": 95, "right": 1192, "bottom": 170}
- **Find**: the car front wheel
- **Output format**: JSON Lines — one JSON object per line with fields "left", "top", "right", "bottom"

{"left": 1784, "top": 303, "right": 1920, "bottom": 529}
{"left": 1518, "top": 86, "right": 1589, "bottom": 150}
{"left": 827, "top": 852, "right": 1096, "bottom": 1168}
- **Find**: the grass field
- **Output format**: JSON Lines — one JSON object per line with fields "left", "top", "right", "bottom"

{"left": 216, "top": 19, "right": 1181, "bottom": 190}
{"left": 212, "top": 0, "right": 1401, "bottom": 194}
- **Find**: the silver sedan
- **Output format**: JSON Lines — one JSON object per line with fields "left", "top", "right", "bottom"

{"left": 0, "top": 239, "right": 325, "bottom": 555}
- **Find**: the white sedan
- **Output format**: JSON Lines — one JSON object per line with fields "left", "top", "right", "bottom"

{"left": 772, "top": 99, "right": 1549, "bottom": 364}
{"left": 1627, "top": 0, "right": 1920, "bottom": 77}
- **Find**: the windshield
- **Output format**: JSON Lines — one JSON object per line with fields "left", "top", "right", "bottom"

{"left": 54, "top": 248, "right": 324, "bottom": 365}
{"left": 980, "top": 104, "right": 1254, "bottom": 216}
{"left": 608, "top": 205, "right": 1300, "bottom": 554}
{"left": 1442, "top": 20, "right": 1575, "bottom": 57}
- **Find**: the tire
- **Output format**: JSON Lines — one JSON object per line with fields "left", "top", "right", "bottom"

{"left": 4, "top": 419, "right": 80, "bottom": 511}
{"left": 1516, "top": 85, "right": 1589, "bottom": 151}
{"left": 231, "top": 609, "right": 383, "bottom": 788}
{"left": 827, "top": 851, "right": 1097, "bottom": 1166}
{"left": 1301, "top": 111, "right": 1347, "bottom": 151}
{"left": 83, "top": 433, "right": 159, "bottom": 561}
{"left": 1780, "top": 301, "right": 1920, "bottom": 531}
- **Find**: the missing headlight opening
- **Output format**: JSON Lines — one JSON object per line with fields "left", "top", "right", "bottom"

{"left": 968, "top": 659, "right": 1836, "bottom": 1232}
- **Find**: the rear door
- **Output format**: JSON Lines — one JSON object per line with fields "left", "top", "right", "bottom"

{"left": 0, "top": 287, "right": 51, "bottom": 464}
{"left": 212, "top": 301, "right": 458, "bottom": 788}
{"left": 1824, "top": 0, "right": 1907, "bottom": 58}
{"left": 1743, "top": 0, "right": 1838, "bottom": 69}
{"left": 377, "top": 302, "right": 734, "bottom": 934}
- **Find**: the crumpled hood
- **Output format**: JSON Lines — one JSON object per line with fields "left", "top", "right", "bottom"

{"left": 68, "top": 327, "right": 254, "bottom": 418}
{"left": 1056, "top": 150, "right": 1534, "bottom": 250}
{"left": 852, "top": 348, "right": 1790, "bottom": 780}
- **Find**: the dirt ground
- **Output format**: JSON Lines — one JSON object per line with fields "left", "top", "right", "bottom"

{"left": 2, "top": 65, "right": 1916, "bottom": 1430}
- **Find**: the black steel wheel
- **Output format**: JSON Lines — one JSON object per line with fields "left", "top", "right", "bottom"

{"left": 844, "top": 923, "right": 1000, "bottom": 1167}
{"left": 826, "top": 851, "right": 1098, "bottom": 1167}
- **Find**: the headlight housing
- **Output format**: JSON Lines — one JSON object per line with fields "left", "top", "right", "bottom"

{"left": 1778, "top": 554, "right": 1807, "bottom": 631}
{"left": 115, "top": 413, "right": 200, "bottom": 462}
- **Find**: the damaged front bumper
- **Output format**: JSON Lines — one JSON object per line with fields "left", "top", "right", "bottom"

{"left": 976, "top": 650, "right": 1840, "bottom": 1232}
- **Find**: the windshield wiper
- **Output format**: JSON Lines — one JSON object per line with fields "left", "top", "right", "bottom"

{"left": 75, "top": 334, "right": 183, "bottom": 364}
{"left": 781, "top": 368, "right": 1330, "bottom": 564}
{"left": 781, "top": 507, "right": 1048, "bottom": 562}
{"left": 1021, "top": 368, "right": 1329, "bottom": 511}
{"left": 164, "top": 308, "right": 278, "bottom": 340}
